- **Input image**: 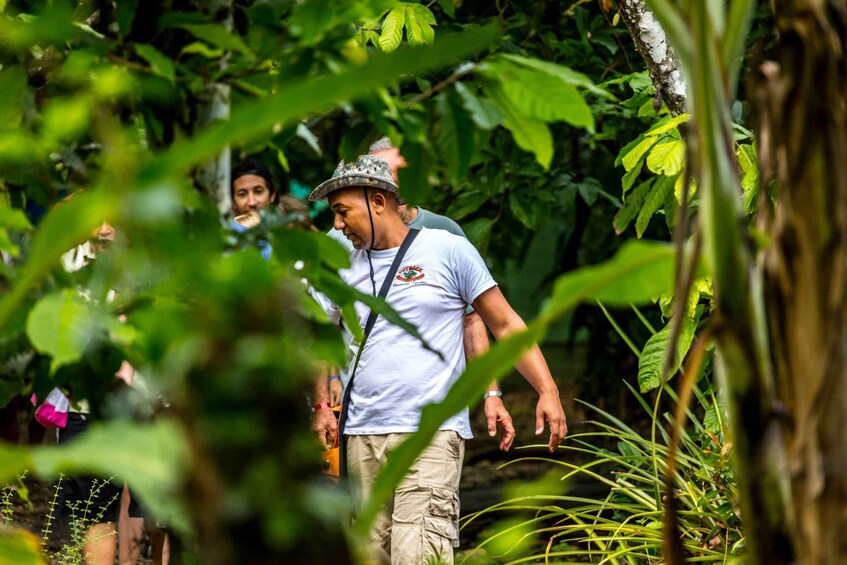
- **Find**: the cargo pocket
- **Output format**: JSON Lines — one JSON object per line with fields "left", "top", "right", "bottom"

{"left": 427, "top": 487, "right": 459, "bottom": 540}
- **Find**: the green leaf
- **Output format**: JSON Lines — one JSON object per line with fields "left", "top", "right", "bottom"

{"left": 435, "top": 91, "right": 474, "bottom": 182}
{"left": 644, "top": 113, "right": 691, "bottom": 137}
{"left": 484, "top": 80, "right": 553, "bottom": 168}
{"left": 614, "top": 179, "right": 653, "bottom": 235}
{"left": 26, "top": 289, "right": 98, "bottom": 373}
{"left": 483, "top": 62, "right": 594, "bottom": 130}
{"left": 175, "top": 23, "right": 252, "bottom": 55}
{"left": 646, "top": 139, "right": 685, "bottom": 176}
{"left": 0, "top": 527, "right": 42, "bottom": 565}
{"left": 622, "top": 136, "right": 660, "bottom": 172}
{"left": 0, "top": 204, "right": 31, "bottom": 231}
{"left": 0, "top": 443, "right": 31, "bottom": 486}
{"left": 31, "top": 419, "right": 190, "bottom": 532}
{"left": 353, "top": 240, "right": 676, "bottom": 538}
{"left": 404, "top": 4, "right": 436, "bottom": 47}
{"left": 135, "top": 44, "right": 176, "bottom": 82}
{"left": 437, "top": 0, "right": 456, "bottom": 17}
{"left": 622, "top": 155, "right": 645, "bottom": 193}
{"left": 378, "top": 8, "right": 405, "bottom": 52}
{"left": 41, "top": 96, "right": 93, "bottom": 145}
{"left": 636, "top": 174, "right": 676, "bottom": 237}
{"left": 737, "top": 144, "right": 758, "bottom": 213}
{"left": 496, "top": 54, "right": 612, "bottom": 99}
{"left": 114, "top": 0, "right": 138, "bottom": 34}
{"left": 508, "top": 192, "right": 534, "bottom": 228}
{"left": 454, "top": 82, "right": 502, "bottom": 130}
{"left": 0, "top": 65, "right": 27, "bottom": 128}
{"left": 637, "top": 309, "right": 700, "bottom": 392}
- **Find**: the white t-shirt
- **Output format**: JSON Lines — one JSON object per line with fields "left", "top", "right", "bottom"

{"left": 311, "top": 227, "right": 497, "bottom": 439}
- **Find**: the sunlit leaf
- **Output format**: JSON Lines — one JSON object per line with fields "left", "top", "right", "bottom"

{"left": 404, "top": 4, "right": 436, "bottom": 47}
{"left": 646, "top": 139, "right": 685, "bottom": 176}
{"left": 622, "top": 136, "right": 660, "bottom": 172}
{"left": 379, "top": 8, "right": 405, "bottom": 52}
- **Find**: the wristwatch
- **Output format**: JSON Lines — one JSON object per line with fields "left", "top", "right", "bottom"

{"left": 483, "top": 390, "right": 503, "bottom": 400}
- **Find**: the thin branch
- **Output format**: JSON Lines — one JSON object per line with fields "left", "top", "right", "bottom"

{"left": 403, "top": 71, "right": 466, "bottom": 106}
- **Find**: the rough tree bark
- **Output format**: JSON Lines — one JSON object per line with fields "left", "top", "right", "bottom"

{"left": 757, "top": 0, "right": 847, "bottom": 562}
{"left": 617, "top": 0, "right": 687, "bottom": 115}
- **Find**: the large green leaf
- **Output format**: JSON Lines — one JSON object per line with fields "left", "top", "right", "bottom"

{"left": 26, "top": 289, "right": 99, "bottom": 373}
{"left": 635, "top": 174, "right": 676, "bottom": 237}
{"left": 454, "top": 82, "right": 502, "bottom": 130}
{"left": 353, "top": 240, "right": 676, "bottom": 538}
{"left": 435, "top": 91, "right": 474, "bottom": 183}
{"left": 31, "top": 419, "right": 190, "bottom": 532}
{"left": 378, "top": 8, "right": 405, "bottom": 52}
{"left": 483, "top": 61, "right": 594, "bottom": 130}
{"left": 637, "top": 309, "right": 701, "bottom": 392}
{"left": 496, "top": 53, "right": 612, "bottom": 99}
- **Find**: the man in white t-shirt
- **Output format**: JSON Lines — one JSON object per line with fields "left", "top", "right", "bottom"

{"left": 326, "top": 138, "right": 515, "bottom": 451}
{"left": 309, "top": 155, "right": 567, "bottom": 565}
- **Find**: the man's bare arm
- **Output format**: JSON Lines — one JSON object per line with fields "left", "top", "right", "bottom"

{"left": 464, "top": 311, "right": 515, "bottom": 451}
{"left": 472, "top": 287, "right": 567, "bottom": 452}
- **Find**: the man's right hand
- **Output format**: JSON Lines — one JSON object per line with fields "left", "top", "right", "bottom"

{"left": 312, "top": 407, "right": 338, "bottom": 450}
{"left": 234, "top": 210, "right": 261, "bottom": 228}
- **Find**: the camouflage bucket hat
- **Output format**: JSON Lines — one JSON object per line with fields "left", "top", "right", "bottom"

{"left": 308, "top": 155, "right": 399, "bottom": 201}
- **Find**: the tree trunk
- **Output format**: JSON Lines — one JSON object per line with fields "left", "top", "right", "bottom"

{"left": 757, "top": 1, "right": 847, "bottom": 562}
{"left": 193, "top": 0, "right": 233, "bottom": 217}
{"left": 617, "top": 0, "right": 687, "bottom": 115}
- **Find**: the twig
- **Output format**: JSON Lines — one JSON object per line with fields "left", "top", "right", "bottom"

{"left": 403, "top": 71, "right": 466, "bottom": 106}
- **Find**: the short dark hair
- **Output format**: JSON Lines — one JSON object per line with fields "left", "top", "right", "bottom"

{"left": 231, "top": 160, "right": 277, "bottom": 201}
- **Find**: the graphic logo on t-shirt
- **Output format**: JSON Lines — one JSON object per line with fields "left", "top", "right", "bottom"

{"left": 396, "top": 265, "right": 425, "bottom": 282}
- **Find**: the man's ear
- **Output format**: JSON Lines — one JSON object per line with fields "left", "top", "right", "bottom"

{"left": 371, "top": 191, "right": 387, "bottom": 213}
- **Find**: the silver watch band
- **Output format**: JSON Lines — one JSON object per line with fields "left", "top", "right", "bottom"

{"left": 483, "top": 390, "right": 503, "bottom": 400}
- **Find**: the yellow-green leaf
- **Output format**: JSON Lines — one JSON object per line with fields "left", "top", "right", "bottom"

{"left": 622, "top": 137, "right": 660, "bottom": 172}
{"left": 646, "top": 139, "right": 685, "bottom": 176}
{"left": 404, "top": 4, "right": 436, "bottom": 47}
{"left": 378, "top": 8, "right": 405, "bottom": 52}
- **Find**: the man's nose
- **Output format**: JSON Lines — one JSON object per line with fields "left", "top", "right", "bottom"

{"left": 333, "top": 215, "right": 345, "bottom": 231}
{"left": 246, "top": 193, "right": 258, "bottom": 207}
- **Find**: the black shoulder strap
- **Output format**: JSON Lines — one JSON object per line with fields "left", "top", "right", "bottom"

{"left": 339, "top": 228, "right": 420, "bottom": 437}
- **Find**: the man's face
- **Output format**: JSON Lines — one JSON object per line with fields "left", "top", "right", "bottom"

{"left": 232, "top": 174, "right": 274, "bottom": 215}
{"left": 91, "top": 222, "right": 115, "bottom": 252}
{"left": 329, "top": 188, "right": 374, "bottom": 250}
{"left": 371, "top": 148, "right": 407, "bottom": 182}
